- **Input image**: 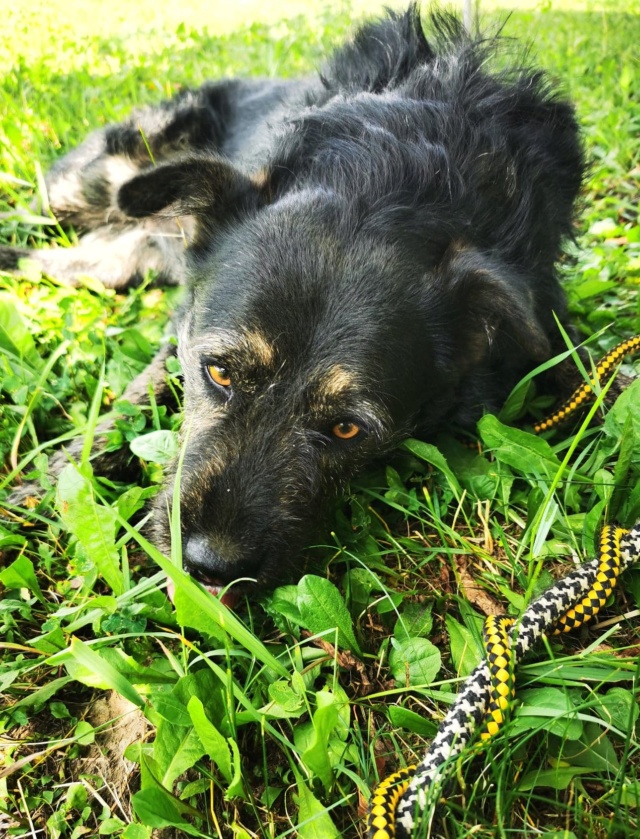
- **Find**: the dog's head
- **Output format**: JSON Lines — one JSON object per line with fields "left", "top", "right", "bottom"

{"left": 119, "top": 153, "right": 553, "bottom": 594}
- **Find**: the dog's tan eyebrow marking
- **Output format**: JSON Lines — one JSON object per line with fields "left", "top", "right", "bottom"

{"left": 243, "top": 330, "right": 275, "bottom": 366}
{"left": 187, "top": 328, "right": 275, "bottom": 369}
{"left": 314, "top": 364, "right": 360, "bottom": 398}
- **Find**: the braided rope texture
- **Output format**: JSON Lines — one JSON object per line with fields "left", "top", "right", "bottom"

{"left": 367, "top": 524, "right": 640, "bottom": 839}
{"left": 534, "top": 335, "right": 640, "bottom": 433}
{"left": 479, "top": 616, "right": 515, "bottom": 740}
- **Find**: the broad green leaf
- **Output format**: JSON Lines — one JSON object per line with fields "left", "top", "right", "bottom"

{"left": 571, "top": 278, "right": 618, "bottom": 300}
{"left": 518, "top": 765, "right": 593, "bottom": 792}
{"left": 54, "top": 638, "right": 144, "bottom": 708}
{"left": 478, "top": 414, "right": 563, "bottom": 480}
{"left": 96, "top": 648, "right": 176, "bottom": 687}
{"left": 331, "top": 684, "right": 352, "bottom": 742}
{"left": 168, "top": 670, "right": 229, "bottom": 735}
{"left": 122, "top": 823, "right": 151, "bottom": 839}
{"left": 116, "top": 485, "right": 156, "bottom": 522}
{"left": 152, "top": 695, "right": 193, "bottom": 727}
{"left": 376, "top": 590, "right": 405, "bottom": 614}
{"left": 31, "top": 627, "right": 66, "bottom": 653}
{"left": 57, "top": 463, "right": 123, "bottom": 595}
{"left": 0, "top": 554, "right": 45, "bottom": 603}
{"left": 394, "top": 601, "right": 433, "bottom": 642}
{"left": 187, "top": 696, "right": 232, "bottom": 784}
{"left": 0, "top": 532, "right": 27, "bottom": 550}
{"left": 154, "top": 720, "right": 205, "bottom": 788}
{"left": 131, "top": 788, "right": 201, "bottom": 835}
{"left": 499, "top": 378, "right": 535, "bottom": 423}
{"left": 389, "top": 637, "right": 441, "bottom": 687}
{"left": 65, "top": 782, "right": 88, "bottom": 810}
{"left": 611, "top": 414, "right": 635, "bottom": 506}
{"left": 297, "top": 575, "right": 362, "bottom": 656}
{"left": 297, "top": 689, "right": 342, "bottom": 790}
{"left": 75, "top": 720, "right": 95, "bottom": 745}
{"left": 0, "top": 293, "right": 40, "bottom": 366}
{"left": 609, "top": 380, "right": 640, "bottom": 432}
{"left": 130, "top": 430, "right": 179, "bottom": 465}
{"left": 260, "top": 785, "right": 284, "bottom": 808}
{"left": 344, "top": 568, "right": 380, "bottom": 615}
{"left": 6, "top": 676, "right": 73, "bottom": 713}
{"left": 0, "top": 670, "right": 21, "bottom": 692}
{"left": 99, "top": 818, "right": 126, "bottom": 835}
{"left": 268, "top": 585, "right": 304, "bottom": 625}
{"left": 179, "top": 779, "right": 209, "bottom": 798}
{"left": 401, "top": 439, "right": 462, "bottom": 500}
{"left": 388, "top": 705, "right": 438, "bottom": 737}
{"left": 262, "top": 679, "right": 305, "bottom": 718}
{"left": 51, "top": 646, "right": 173, "bottom": 695}
{"left": 445, "top": 615, "right": 483, "bottom": 678}
{"left": 456, "top": 454, "right": 501, "bottom": 500}
{"left": 552, "top": 723, "right": 618, "bottom": 772}
{"left": 294, "top": 774, "right": 340, "bottom": 839}
{"left": 619, "top": 783, "right": 640, "bottom": 809}
{"left": 384, "top": 465, "right": 420, "bottom": 511}
{"left": 513, "top": 687, "right": 583, "bottom": 740}
{"left": 173, "top": 584, "right": 227, "bottom": 644}
{"left": 594, "top": 687, "right": 639, "bottom": 730}
{"left": 137, "top": 542, "right": 288, "bottom": 677}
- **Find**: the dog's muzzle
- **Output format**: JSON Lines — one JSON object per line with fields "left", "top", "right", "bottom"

{"left": 177, "top": 533, "right": 256, "bottom": 604}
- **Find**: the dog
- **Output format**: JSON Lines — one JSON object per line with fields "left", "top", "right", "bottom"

{"left": 4, "top": 6, "right": 584, "bottom": 599}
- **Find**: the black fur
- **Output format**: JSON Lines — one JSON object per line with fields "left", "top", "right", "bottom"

{"left": 6, "top": 7, "right": 584, "bottom": 596}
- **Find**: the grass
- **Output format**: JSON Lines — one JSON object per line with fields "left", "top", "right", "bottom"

{"left": 1, "top": 1, "right": 640, "bottom": 837}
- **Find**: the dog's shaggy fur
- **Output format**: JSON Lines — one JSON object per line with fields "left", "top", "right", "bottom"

{"left": 6, "top": 7, "right": 584, "bottom": 596}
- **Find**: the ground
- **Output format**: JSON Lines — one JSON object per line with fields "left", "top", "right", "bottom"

{"left": 1, "top": 1, "right": 640, "bottom": 838}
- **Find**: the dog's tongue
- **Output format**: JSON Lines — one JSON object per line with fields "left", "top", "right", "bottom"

{"left": 216, "top": 588, "right": 242, "bottom": 610}
{"left": 165, "top": 578, "right": 241, "bottom": 610}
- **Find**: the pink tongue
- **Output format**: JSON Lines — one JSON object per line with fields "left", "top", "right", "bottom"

{"left": 166, "top": 577, "right": 241, "bottom": 610}
{"left": 219, "top": 589, "right": 242, "bottom": 610}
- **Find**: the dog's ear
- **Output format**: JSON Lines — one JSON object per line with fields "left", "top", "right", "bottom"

{"left": 439, "top": 244, "right": 552, "bottom": 363}
{"left": 117, "top": 153, "right": 268, "bottom": 228}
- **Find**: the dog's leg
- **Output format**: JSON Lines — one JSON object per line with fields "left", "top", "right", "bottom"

{"left": 0, "top": 220, "right": 191, "bottom": 290}
{"left": 0, "top": 219, "right": 191, "bottom": 290}
{"left": 41, "top": 81, "right": 239, "bottom": 231}
{"left": 3, "top": 80, "right": 244, "bottom": 289}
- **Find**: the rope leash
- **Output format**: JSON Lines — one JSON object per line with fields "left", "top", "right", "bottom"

{"left": 367, "top": 336, "right": 640, "bottom": 839}
{"left": 368, "top": 525, "right": 640, "bottom": 839}
{"left": 533, "top": 335, "right": 640, "bottom": 433}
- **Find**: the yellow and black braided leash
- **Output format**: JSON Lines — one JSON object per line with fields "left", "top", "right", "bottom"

{"left": 534, "top": 334, "right": 640, "bottom": 433}
{"left": 367, "top": 335, "right": 640, "bottom": 839}
{"left": 478, "top": 615, "right": 515, "bottom": 740}
{"left": 367, "top": 525, "right": 640, "bottom": 839}
{"left": 553, "top": 524, "right": 627, "bottom": 634}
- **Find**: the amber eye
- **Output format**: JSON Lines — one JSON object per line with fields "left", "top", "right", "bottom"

{"left": 207, "top": 363, "right": 232, "bottom": 388}
{"left": 332, "top": 421, "right": 361, "bottom": 440}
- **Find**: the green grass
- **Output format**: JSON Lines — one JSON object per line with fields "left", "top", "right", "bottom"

{"left": 1, "top": 1, "right": 640, "bottom": 838}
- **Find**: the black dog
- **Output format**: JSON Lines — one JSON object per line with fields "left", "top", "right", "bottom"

{"left": 5, "top": 6, "right": 584, "bottom": 598}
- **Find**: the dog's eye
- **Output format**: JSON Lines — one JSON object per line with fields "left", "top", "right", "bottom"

{"left": 332, "top": 421, "right": 361, "bottom": 440}
{"left": 207, "top": 363, "right": 232, "bottom": 388}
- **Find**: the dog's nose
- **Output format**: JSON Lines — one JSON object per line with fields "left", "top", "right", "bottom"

{"left": 182, "top": 534, "right": 256, "bottom": 585}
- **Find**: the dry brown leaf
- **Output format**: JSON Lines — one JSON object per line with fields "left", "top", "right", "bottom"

{"left": 455, "top": 556, "right": 504, "bottom": 616}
